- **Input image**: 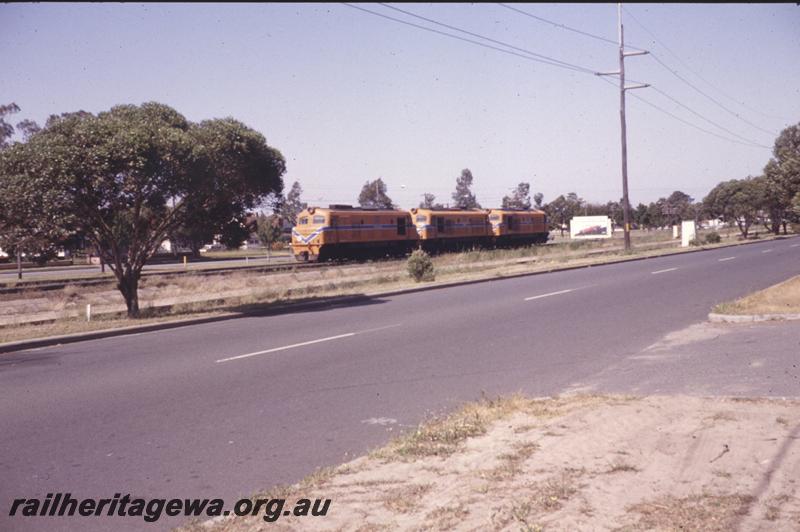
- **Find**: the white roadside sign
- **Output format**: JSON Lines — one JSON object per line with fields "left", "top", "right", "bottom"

{"left": 570, "top": 216, "right": 613, "bottom": 239}
{"left": 681, "top": 220, "right": 697, "bottom": 247}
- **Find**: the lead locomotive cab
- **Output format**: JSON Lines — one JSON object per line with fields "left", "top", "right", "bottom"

{"left": 291, "top": 205, "right": 417, "bottom": 262}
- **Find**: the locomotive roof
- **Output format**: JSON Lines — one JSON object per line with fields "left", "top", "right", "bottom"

{"left": 488, "top": 207, "right": 546, "bottom": 213}
{"left": 411, "top": 207, "right": 487, "bottom": 214}
{"left": 303, "top": 205, "right": 408, "bottom": 213}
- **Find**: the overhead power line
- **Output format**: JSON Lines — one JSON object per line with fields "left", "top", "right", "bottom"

{"left": 376, "top": 3, "right": 598, "bottom": 74}
{"left": 621, "top": 5, "right": 781, "bottom": 135}
{"left": 649, "top": 86, "right": 771, "bottom": 147}
{"left": 342, "top": 3, "right": 772, "bottom": 150}
{"left": 341, "top": 3, "right": 597, "bottom": 75}
{"left": 497, "top": 3, "right": 779, "bottom": 144}
{"left": 496, "top": 3, "right": 646, "bottom": 51}
{"left": 597, "top": 77, "right": 767, "bottom": 149}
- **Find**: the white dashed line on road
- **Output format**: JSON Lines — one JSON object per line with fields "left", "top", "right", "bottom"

{"left": 762, "top": 249, "right": 773, "bottom": 253}
{"left": 718, "top": 257, "right": 736, "bottom": 262}
{"left": 790, "top": 244, "right": 799, "bottom": 248}
{"left": 216, "top": 323, "right": 403, "bottom": 363}
{"left": 651, "top": 268, "right": 678, "bottom": 275}
{"left": 525, "top": 288, "right": 577, "bottom": 301}
{"left": 216, "top": 333, "right": 355, "bottom": 363}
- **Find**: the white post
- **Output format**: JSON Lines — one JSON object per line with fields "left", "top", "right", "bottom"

{"left": 86, "top": 304, "right": 92, "bottom": 322}
{"left": 681, "top": 220, "right": 697, "bottom": 247}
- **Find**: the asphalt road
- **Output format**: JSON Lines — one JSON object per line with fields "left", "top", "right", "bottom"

{"left": 1, "top": 237, "right": 798, "bottom": 531}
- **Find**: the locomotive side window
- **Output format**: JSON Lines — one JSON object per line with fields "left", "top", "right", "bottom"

{"left": 299, "top": 217, "right": 308, "bottom": 225}
{"left": 489, "top": 215, "right": 500, "bottom": 221}
{"left": 416, "top": 215, "right": 427, "bottom": 223}
{"left": 312, "top": 215, "right": 325, "bottom": 224}
{"left": 436, "top": 216, "right": 445, "bottom": 234}
{"left": 397, "top": 217, "right": 406, "bottom": 235}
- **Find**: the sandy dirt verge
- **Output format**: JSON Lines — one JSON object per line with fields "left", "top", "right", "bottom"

{"left": 183, "top": 394, "right": 800, "bottom": 531}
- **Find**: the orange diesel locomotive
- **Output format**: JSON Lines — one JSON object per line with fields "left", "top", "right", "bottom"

{"left": 291, "top": 205, "right": 417, "bottom": 261}
{"left": 487, "top": 208, "right": 549, "bottom": 246}
{"left": 410, "top": 208, "right": 491, "bottom": 252}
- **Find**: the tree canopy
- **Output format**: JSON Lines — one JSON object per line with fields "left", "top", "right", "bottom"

{"left": 0, "top": 103, "right": 21, "bottom": 149}
{"left": 703, "top": 177, "right": 765, "bottom": 238}
{"left": 419, "top": 193, "right": 444, "bottom": 209}
{"left": 279, "top": 181, "right": 307, "bottom": 226}
{"left": 358, "top": 178, "right": 394, "bottom": 209}
{"left": 762, "top": 122, "right": 800, "bottom": 233}
{"left": 452, "top": 169, "right": 480, "bottom": 209}
{"left": 0, "top": 102, "right": 285, "bottom": 316}
{"left": 0, "top": 103, "right": 67, "bottom": 276}
{"left": 544, "top": 193, "right": 583, "bottom": 235}
{"left": 502, "top": 182, "right": 532, "bottom": 210}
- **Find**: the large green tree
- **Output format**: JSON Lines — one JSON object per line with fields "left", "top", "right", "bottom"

{"left": 0, "top": 102, "right": 285, "bottom": 316}
{"left": 256, "top": 213, "right": 283, "bottom": 261}
{"left": 0, "top": 103, "right": 63, "bottom": 278}
{"left": 544, "top": 193, "right": 583, "bottom": 236}
{"left": 763, "top": 122, "right": 800, "bottom": 233}
{"left": 703, "top": 177, "right": 765, "bottom": 238}
{"left": 663, "top": 190, "right": 695, "bottom": 224}
{"left": 502, "top": 182, "right": 532, "bottom": 210}
{"left": 358, "top": 178, "right": 394, "bottom": 209}
{"left": 419, "top": 193, "right": 444, "bottom": 209}
{"left": 279, "top": 180, "right": 307, "bottom": 225}
{"left": 452, "top": 168, "right": 481, "bottom": 209}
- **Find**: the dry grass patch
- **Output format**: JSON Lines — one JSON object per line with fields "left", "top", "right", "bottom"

{"left": 372, "top": 394, "right": 610, "bottom": 462}
{"left": 484, "top": 441, "right": 540, "bottom": 481}
{"left": 423, "top": 503, "right": 470, "bottom": 530}
{"left": 764, "top": 494, "right": 793, "bottom": 522}
{"left": 605, "top": 459, "right": 641, "bottom": 474}
{"left": 713, "top": 274, "right": 800, "bottom": 315}
{"left": 494, "top": 470, "right": 583, "bottom": 530}
{"left": 620, "top": 493, "right": 755, "bottom": 532}
{"left": 381, "top": 483, "right": 431, "bottom": 513}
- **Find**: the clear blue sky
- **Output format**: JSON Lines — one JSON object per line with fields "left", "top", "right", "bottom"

{"left": 2, "top": 3, "right": 798, "bottom": 208}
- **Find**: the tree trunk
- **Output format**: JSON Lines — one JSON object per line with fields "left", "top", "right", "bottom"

{"left": 118, "top": 271, "right": 140, "bottom": 318}
{"left": 17, "top": 250, "right": 22, "bottom": 280}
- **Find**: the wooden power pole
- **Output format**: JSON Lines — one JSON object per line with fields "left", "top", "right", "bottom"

{"left": 598, "top": 4, "right": 649, "bottom": 251}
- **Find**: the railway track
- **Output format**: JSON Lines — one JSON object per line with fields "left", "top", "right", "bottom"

{"left": 0, "top": 259, "right": 339, "bottom": 295}
{"left": 0, "top": 238, "right": 655, "bottom": 297}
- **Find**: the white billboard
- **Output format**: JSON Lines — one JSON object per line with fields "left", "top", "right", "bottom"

{"left": 570, "top": 216, "right": 612, "bottom": 239}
